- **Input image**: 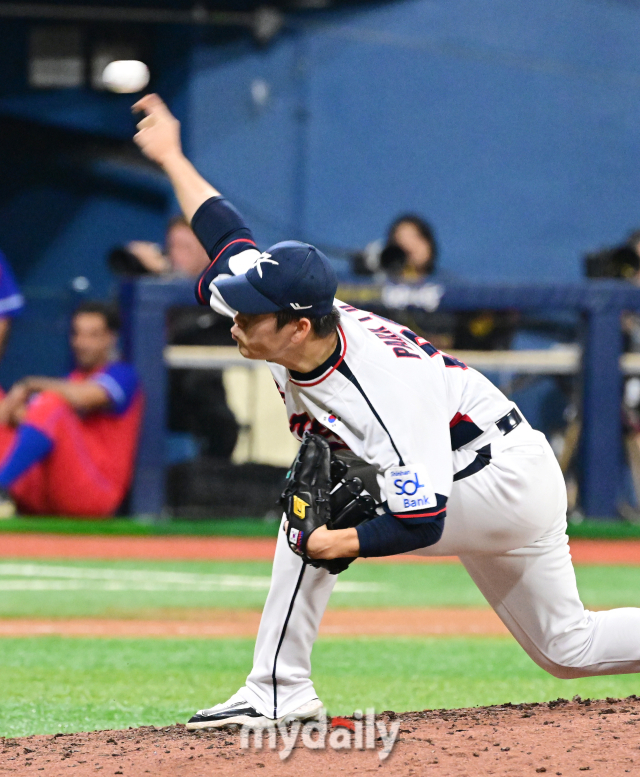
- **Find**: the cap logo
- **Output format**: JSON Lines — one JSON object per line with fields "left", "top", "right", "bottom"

{"left": 254, "top": 252, "right": 279, "bottom": 278}
{"left": 290, "top": 302, "right": 313, "bottom": 310}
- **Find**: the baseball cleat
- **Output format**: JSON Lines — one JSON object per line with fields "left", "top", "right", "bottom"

{"left": 186, "top": 692, "right": 323, "bottom": 730}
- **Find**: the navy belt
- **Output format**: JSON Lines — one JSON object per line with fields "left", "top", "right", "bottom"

{"left": 453, "top": 408, "right": 523, "bottom": 482}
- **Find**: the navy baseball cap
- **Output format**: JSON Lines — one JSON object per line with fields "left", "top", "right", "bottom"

{"left": 213, "top": 241, "right": 337, "bottom": 317}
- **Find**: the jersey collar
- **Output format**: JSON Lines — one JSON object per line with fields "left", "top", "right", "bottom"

{"left": 288, "top": 325, "right": 346, "bottom": 387}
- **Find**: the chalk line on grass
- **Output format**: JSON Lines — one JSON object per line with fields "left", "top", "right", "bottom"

{"left": 0, "top": 562, "right": 384, "bottom": 594}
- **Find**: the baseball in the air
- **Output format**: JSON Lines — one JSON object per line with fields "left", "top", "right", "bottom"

{"left": 102, "top": 60, "right": 150, "bottom": 94}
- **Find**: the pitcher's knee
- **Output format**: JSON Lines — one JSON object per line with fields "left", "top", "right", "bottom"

{"left": 540, "top": 659, "right": 586, "bottom": 680}
{"left": 534, "top": 630, "right": 597, "bottom": 679}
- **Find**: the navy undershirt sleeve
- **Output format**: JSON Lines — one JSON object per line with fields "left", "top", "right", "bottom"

{"left": 356, "top": 510, "right": 445, "bottom": 557}
{"left": 191, "top": 196, "right": 254, "bottom": 257}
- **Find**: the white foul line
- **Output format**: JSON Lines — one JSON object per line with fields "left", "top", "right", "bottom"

{"left": 0, "top": 563, "right": 385, "bottom": 593}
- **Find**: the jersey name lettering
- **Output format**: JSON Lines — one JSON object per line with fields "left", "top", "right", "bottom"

{"left": 367, "top": 325, "right": 420, "bottom": 359}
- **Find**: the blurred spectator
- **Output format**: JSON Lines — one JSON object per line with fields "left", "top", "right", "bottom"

{"left": 383, "top": 214, "right": 439, "bottom": 280}
{"left": 109, "top": 214, "right": 209, "bottom": 277}
{"left": 0, "top": 301, "right": 142, "bottom": 518}
{"left": 109, "top": 218, "right": 239, "bottom": 462}
{"left": 386, "top": 217, "right": 516, "bottom": 349}
{"left": 0, "top": 249, "right": 25, "bottom": 362}
{"left": 352, "top": 213, "right": 443, "bottom": 281}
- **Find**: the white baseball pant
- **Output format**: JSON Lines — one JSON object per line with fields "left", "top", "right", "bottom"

{"left": 238, "top": 422, "right": 640, "bottom": 719}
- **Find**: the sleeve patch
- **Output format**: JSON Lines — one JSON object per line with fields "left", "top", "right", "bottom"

{"left": 384, "top": 463, "right": 437, "bottom": 514}
{"left": 390, "top": 493, "right": 448, "bottom": 524}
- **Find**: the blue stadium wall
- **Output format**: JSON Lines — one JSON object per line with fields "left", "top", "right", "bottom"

{"left": 188, "top": 0, "right": 640, "bottom": 282}
{"left": 1, "top": 0, "right": 640, "bottom": 384}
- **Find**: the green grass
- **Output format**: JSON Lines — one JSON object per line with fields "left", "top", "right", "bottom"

{"left": 1, "top": 636, "right": 640, "bottom": 738}
{"left": 567, "top": 518, "right": 640, "bottom": 539}
{"left": 2, "top": 559, "right": 640, "bottom": 618}
{"left": 0, "top": 516, "right": 281, "bottom": 537}
{"left": 1, "top": 515, "right": 639, "bottom": 539}
{"left": 574, "top": 565, "right": 640, "bottom": 607}
{"left": 0, "top": 559, "right": 487, "bottom": 617}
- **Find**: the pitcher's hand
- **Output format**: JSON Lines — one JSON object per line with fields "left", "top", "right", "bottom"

{"left": 132, "top": 94, "right": 182, "bottom": 167}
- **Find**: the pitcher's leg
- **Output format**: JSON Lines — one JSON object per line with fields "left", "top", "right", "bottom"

{"left": 411, "top": 428, "right": 640, "bottom": 677}
{"left": 242, "top": 518, "right": 336, "bottom": 717}
{"left": 461, "top": 527, "right": 640, "bottom": 678}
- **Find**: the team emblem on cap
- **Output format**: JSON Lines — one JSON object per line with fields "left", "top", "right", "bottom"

{"left": 253, "top": 252, "right": 279, "bottom": 277}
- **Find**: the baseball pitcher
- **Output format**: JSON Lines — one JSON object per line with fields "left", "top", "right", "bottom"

{"left": 133, "top": 94, "right": 640, "bottom": 730}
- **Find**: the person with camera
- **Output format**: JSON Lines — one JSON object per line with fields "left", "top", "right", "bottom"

{"left": 352, "top": 214, "right": 443, "bottom": 281}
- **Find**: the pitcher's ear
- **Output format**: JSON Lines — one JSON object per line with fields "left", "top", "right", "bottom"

{"left": 290, "top": 317, "right": 312, "bottom": 344}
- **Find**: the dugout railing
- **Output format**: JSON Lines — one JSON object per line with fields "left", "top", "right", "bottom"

{"left": 120, "top": 277, "right": 640, "bottom": 520}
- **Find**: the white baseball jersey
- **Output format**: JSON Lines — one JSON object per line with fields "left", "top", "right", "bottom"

{"left": 192, "top": 197, "right": 514, "bottom": 525}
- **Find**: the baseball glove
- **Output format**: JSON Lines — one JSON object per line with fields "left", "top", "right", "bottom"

{"left": 280, "top": 433, "right": 378, "bottom": 575}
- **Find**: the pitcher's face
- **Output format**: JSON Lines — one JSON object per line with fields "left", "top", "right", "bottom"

{"left": 231, "top": 312, "right": 296, "bottom": 361}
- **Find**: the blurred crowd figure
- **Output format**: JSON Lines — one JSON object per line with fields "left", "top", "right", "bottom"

{"left": 352, "top": 214, "right": 441, "bottom": 282}
{"left": 109, "top": 217, "right": 239, "bottom": 462}
{"left": 0, "top": 249, "right": 24, "bottom": 362}
{"left": 0, "top": 301, "right": 142, "bottom": 518}
{"left": 109, "top": 214, "right": 209, "bottom": 278}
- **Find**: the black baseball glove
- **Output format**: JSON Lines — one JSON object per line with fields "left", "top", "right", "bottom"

{"left": 279, "top": 433, "right": 378, "bottom": 574}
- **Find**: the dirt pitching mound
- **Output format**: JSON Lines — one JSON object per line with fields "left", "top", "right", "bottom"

{"left": 3, "top": 696, "right": 640, "bottom": 776}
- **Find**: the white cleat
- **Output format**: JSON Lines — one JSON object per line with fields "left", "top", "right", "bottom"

{"left": 186, "top": 692, "right": 323, "bottom": 730}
